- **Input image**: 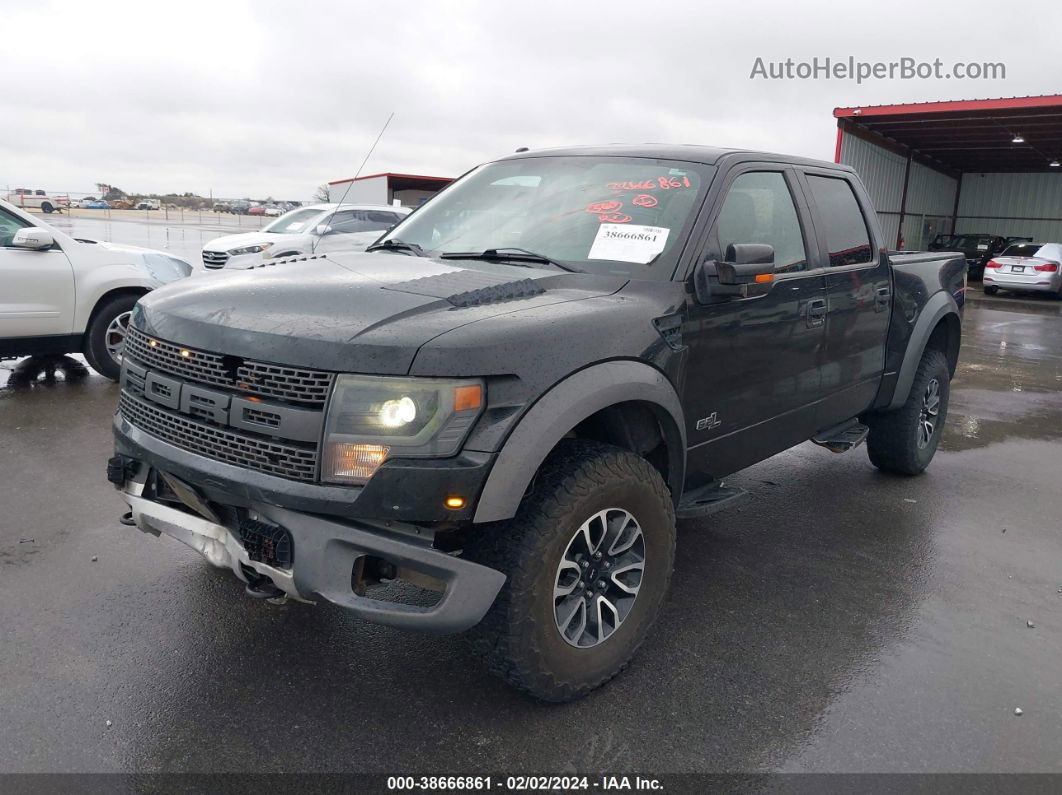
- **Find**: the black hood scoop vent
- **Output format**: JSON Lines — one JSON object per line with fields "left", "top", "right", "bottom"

{"left": 385, "top": 270, "right": 546, "bottom": 308}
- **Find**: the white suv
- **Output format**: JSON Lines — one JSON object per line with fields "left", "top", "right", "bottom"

{"left": 0, "top": 199, "right": 192, "bottom": 380}
{"left": 201, "top": 203, "right": 410, "bottom": 269}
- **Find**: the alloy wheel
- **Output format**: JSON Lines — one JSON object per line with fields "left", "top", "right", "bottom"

{"left": 917, "top": 377, "right": 941, "bottom": 449}
{"left": 553, "top": 508, "right": 645, "bottom": 648}
{"left": 105, "top": 311, "right": 132, "bottom": 366}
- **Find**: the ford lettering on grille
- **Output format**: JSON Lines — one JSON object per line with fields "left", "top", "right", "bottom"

{"left": 122, "top": 360, "right": 322, "bottom": 444}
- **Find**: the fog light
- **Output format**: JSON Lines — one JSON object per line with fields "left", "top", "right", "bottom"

{"left": 325, "top": 442, "right": 389, "bottom": 482}
{"left": 444, "top": 496, "right": 466, "bottom": 510}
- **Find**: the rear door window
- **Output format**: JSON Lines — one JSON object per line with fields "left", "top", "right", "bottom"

{"left": 806, "top": 175, "right": 874, "bottom": 267}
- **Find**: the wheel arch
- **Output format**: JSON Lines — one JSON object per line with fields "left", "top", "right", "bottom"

{"left": 472, "top": 361, "right": 686, "bottom": 524}
{"left": 81, "top": 286, "right": 149, "bottom": 345}
{"left": 887, "top": 291, "right": 961, "bottom": 410}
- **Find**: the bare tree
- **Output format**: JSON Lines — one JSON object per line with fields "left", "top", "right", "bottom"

{"left": 313, "top": 183, "right": 331, "bottom": 203}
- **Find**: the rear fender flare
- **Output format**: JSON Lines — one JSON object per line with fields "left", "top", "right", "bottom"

{"left": 472, "top": 361, "right": 686, "bottom": 523}
{"left": 887, "top": 290, "right": 960, "bottom": 410}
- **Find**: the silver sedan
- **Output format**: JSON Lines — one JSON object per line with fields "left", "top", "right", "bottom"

{"left": 983, "top": 242, "right": 1062, "bottom": 296}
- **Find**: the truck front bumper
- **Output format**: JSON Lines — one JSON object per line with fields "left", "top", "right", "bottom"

{"left": 115, "top": 464, "right": 506, "bottom": 634}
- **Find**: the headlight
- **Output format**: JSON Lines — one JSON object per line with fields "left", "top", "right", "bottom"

{"left": 322, "top": 374, "right": 485, "bottom": 484}
{"left": 228, "top": 242, "right": 273, "bottom": 256}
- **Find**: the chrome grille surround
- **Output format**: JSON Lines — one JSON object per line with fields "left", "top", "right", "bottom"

{"left": 119, "top": 392, "right": 318, "bottom": 482}
{"left": 124, "top": 326, "right": 334, "bottom": 406}
{"left": 201, "top": 250, "right": 229, "bottom": 269}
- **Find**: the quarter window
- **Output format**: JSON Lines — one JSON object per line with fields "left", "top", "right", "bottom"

{"left": 806, "top": 175, "right": 874, "bottom": 267}
{"left": 715, "top": 172, "right": 807, "bottom": 273}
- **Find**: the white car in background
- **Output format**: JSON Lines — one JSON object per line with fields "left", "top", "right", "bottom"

{"left": 201, "top": 203, "right": 410, "bottom": 269}
{"left": 0, "top": 198, "right": 192, "bottom": 380}
{"left": 983, "top": 242, "right": 1062, "bottom": 296}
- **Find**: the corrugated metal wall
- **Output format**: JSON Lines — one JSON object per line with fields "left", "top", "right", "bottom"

{"left": 839, "top": 133, "right": 959, "bottom": 249}
{"left": 956, "top": 172, "right": 1062, "bottom": 242}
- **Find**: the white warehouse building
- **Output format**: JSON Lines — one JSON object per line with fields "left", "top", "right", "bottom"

{"left": 327, "top": 172, "right": 454, "bottom": 209}
{"left": 834, "top": 95, "right": 1062, "bottom": 250}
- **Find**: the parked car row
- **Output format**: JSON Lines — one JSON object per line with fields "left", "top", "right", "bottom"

{"left": 929, "top": 232, "right": 1033, "bottom": 279}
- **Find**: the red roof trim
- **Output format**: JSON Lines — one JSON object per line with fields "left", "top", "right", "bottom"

{"left": 327, "top": 172, "right": 454, "bottom": 186}
{"left": 834, "top": 95, "right": 1062, "bottom": 118}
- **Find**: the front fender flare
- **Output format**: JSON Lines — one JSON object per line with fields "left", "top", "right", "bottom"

{"left": 472, "top": 361, "right": 686, "bottom": 523}
{"left": 887, "top": 290, "right": 960, "bottom": 410}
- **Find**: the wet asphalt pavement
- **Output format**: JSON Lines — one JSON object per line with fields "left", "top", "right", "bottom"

{"left": 1, "top": 289, "right": 1060, "bottom": 776}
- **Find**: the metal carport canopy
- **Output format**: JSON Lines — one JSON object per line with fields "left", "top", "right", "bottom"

{"left": 833, "top": 95, "right": 1062, "bottom": 174}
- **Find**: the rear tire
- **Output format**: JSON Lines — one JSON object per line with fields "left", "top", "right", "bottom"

{"left": 866, "top": 349, "right": 950, "bottom": 475}
{"left": 466, "top": 439, "right": 676, "bottom": 702}
{"left": 984, "top": 286, "right": 999, "bottom": 295}
{"left": 41, "top": 202, "right": 54, "bottom": 214}
{"left": 83, "top": 294, "right": 140, "bottom": 381}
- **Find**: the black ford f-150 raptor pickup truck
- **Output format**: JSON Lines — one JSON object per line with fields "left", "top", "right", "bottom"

{"left": 109, "top": 145, "right": 965, "bottom": 701}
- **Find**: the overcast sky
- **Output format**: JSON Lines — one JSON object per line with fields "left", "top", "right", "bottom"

{"left": 2, "top": 0, "right": 1059, "bottom": 200}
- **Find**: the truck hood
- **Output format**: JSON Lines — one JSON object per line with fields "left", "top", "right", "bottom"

{"left": 133, "top": 251, "right": 628, "bottom": 375}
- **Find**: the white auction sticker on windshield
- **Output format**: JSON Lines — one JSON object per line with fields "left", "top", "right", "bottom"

{"left": 588, "top": 223, "right": 670, "bottom": 264}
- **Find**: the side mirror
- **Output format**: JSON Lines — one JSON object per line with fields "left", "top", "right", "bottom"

{"left": 315, "top": 224, "right": 332, "bottom": 236}
{"left": 692, "top": 243, "right": 775, "bottom": 304}
{"left": 12, "top": 228, "right": 54, "bottom": 250}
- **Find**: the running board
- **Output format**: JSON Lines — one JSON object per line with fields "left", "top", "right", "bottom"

{"left": 676, "top": 481, "right": 749, "bottom": 520}
{"left": 811, "top": 420, "right": 869, "bottom": 454}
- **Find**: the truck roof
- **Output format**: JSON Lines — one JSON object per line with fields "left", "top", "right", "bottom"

{"left": 496, "top": 143, "right": 850, "bottom": 172}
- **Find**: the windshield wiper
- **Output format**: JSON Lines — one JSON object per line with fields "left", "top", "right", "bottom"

{"left": 439, "top": 247, "right": 583, "bottom": 273}
{"left": 366, "top": 238, "right": 426, "bottom": 256}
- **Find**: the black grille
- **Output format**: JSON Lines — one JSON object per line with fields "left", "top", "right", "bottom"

{"left": 119, "top": 393, "right": 318, "bottom": 482}
{"left": 125, "top": 326, "right": 334, "bottom": 405}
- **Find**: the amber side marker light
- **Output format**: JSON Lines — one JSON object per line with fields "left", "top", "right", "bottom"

{"left": 444, "top": 496, "right": 466, "bottom": 510}
{"left": 454, "top": 384, "right": 483, "bottom": 411}
{"left": 754, "top": 273, "right": 775, "bottom": 284}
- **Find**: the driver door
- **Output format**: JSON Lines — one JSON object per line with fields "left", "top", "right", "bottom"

{"left": 0, "top": 208, "right": 75, "bottom": 340}
{"left": 681, "top": 166, "right": 827, "bottom": 485}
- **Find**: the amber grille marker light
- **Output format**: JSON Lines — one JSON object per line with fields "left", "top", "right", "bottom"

{"left": 454, "top": 384, "right": 483, "bottom": 411}
{"left": 444, "top": 496, "right": 466, "bottom": 510}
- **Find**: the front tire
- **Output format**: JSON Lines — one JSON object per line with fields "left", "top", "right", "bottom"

{"left": 467, "top": 440, "right": 676, "bottom": 702}
{"left": 83, "top": 294, "right": 140, "bottom": 381}
{"left": 866, "top": 349, "right": 950, "bottom": 475}
{"left": 41, "top": 202, "right": 54, "bottom": 214}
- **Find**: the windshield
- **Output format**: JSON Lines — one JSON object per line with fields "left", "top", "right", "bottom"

{"left": 378, "top": 156, "right": 714, "bottom": 278}
{"left": 1000, "top": 243, "right": 1045, "bottom": 258}
{"left": 264, "top": 208, "right": 324, "bottom": 234}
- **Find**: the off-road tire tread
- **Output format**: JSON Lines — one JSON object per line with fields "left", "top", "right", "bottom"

{"left": 866, "top": 349, "right": 949, "bottom": 475}
{"left": 466, "top": 439, "right": 675, "bottom": 702}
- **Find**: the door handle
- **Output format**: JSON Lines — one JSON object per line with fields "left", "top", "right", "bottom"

{"left": 875, "top": 286, "right": 891, "bottom": 312}
{"left": 806, "top": 298, "right": 827, "bottom": 328}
